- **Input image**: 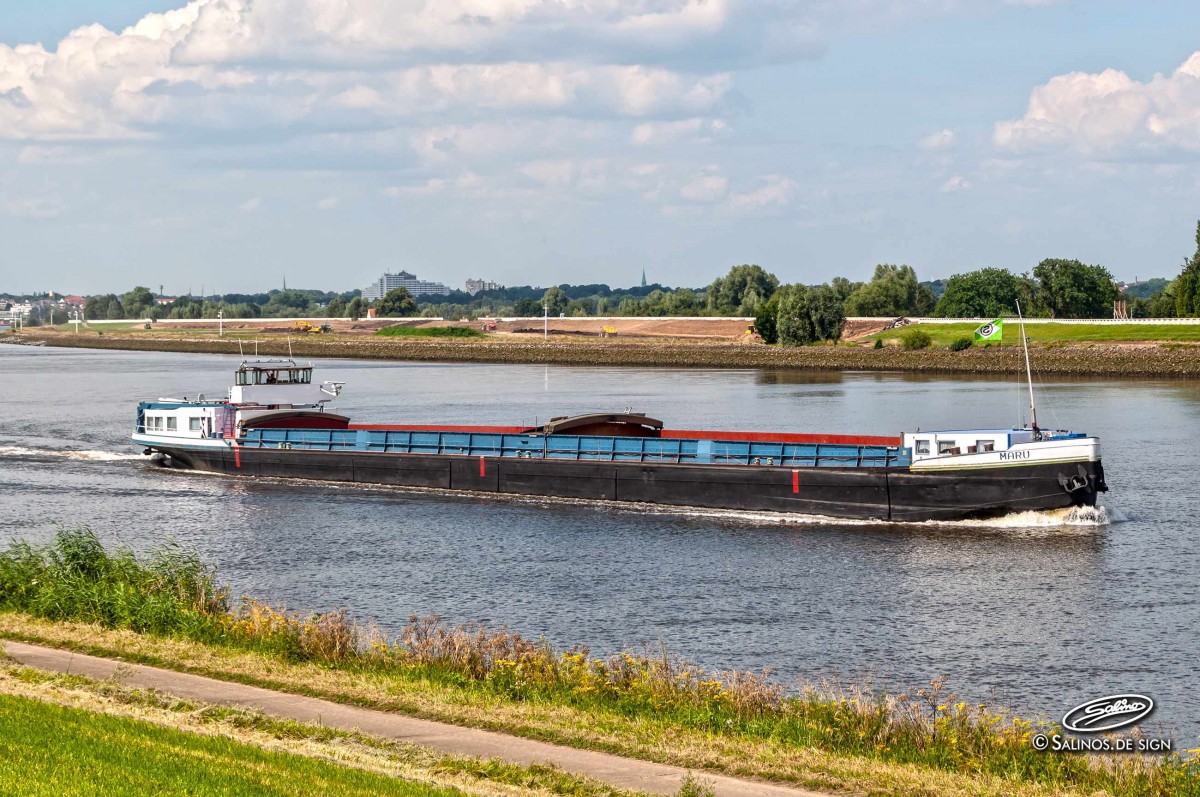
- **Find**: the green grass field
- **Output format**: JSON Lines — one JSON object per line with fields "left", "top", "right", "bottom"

{"left": 376, "top": 325, "right": 484, "bottom": 339}
{"left": 874, "top": 322, "right": 1200, "bottom": 347}
{"left": 0, "top": 693, "right": 461, "bottom": 797}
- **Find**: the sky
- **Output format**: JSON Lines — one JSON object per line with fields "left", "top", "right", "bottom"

{"left": 2, "top": 0, "right": 1200, "bottom": 296}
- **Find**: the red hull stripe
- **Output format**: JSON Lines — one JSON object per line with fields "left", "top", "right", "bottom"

{"left": 792, "top": 469, "right": 799, "bottom": 493}
{"left": 480, "top": 456, "right": 486, "bottom": 477}
{"left": 233, "top": 440, "right": 241, "bottom": 469}
{"left": 348, "top": 423, "right": 899, "bottom": 447}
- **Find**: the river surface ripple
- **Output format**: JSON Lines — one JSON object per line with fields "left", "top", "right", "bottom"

{"left": 1, "top": 345, "right": 1196, "bottom": 743}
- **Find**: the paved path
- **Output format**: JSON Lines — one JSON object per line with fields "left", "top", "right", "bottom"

{"left": 3, "top": 641, "right": 829, "bottom": 797}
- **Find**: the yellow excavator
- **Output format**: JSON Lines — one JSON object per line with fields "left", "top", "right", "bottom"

{"left": 291, "top": 321, "right": 331, "bottom": 334}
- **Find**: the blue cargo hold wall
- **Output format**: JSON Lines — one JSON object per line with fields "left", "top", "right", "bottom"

{"left": 239, "top": 428, "right": 910, "bottom": 468}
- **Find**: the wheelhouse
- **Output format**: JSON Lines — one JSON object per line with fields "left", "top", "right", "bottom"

{"left": 234, "top": 364, "right": 313, "bottom": 386}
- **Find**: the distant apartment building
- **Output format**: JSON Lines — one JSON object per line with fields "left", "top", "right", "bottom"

{"left": 464, "top": 278, "right": 502, "bottom": 295}
{"left": 362, "top": 271, "right": 451, "bottom": 302}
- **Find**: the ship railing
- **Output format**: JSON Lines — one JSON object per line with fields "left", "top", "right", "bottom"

{"left": 238, "top": 428, "right": 911, "bottom": 468}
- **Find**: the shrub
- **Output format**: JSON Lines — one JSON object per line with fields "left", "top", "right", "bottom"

{"left": 949, "top": 337, "right": 973, "bottom": 352}
{"left": 0, "top": 527, "right": 227, "bottom": 637}
{"left": 873, "top": 338, "right": 884, "bottom": 349}
{"left": 899, "top": 328, "right": 932, "bottom": 350}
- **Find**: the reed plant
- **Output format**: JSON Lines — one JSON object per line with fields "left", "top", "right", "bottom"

{"left": 1, "top": 528, "right": 1196, "bottom": 796}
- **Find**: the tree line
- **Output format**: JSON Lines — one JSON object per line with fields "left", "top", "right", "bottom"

{"left": 45, "top": 219, "right": 1200, "bottom": 341}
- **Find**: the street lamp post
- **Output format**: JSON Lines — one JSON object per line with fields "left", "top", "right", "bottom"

{"left": 543, "top": 302, "right": 548, "bottom": 339}
{"left": 218, "top": 310, "right": 223, "bottom": 337}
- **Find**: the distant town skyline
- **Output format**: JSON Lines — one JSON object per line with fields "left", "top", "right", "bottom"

{"left": 4, "top": 1, "right": 1200, "bottom": 294}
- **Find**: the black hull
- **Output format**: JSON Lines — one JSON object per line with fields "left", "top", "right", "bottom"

{"left": 156, "top": 447, "right": 1103, "bottom": 523}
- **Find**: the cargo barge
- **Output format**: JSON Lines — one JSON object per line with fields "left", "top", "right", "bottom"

{"left": 131, "top": 359, "right": 1106, "bottom": 522}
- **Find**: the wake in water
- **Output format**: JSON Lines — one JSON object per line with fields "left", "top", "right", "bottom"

{"left": 0, "top": 445, "right": 143, "bottom": 462}
{"left": 156, "top": 466, "right": 1114, "bottom": 529}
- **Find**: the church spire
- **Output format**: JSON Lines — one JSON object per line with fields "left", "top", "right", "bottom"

{"left": 641, "top": 268, "right": 647, "bottom": 288}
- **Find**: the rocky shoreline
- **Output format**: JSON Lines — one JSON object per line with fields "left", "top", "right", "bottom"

{"left": 6, "top": 330, "right": 1200, "bottom": 377}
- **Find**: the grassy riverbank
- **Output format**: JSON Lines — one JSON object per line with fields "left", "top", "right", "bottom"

{"left": 2, "top": 529, "right": 1196, "bottom": 797}
{"left": 0, "top": 691, "right": 464, "bottom": 797}
{"left": 876, "top": 323, "right": 1200, "bottom": 347}
{"left": 0, "top": 664, "right": 643, "bottom": 797}
{"left": 5, "top": 328, "right": 1200, "bottom": 376}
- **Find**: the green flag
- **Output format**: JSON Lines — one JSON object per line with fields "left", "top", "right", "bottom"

{"left": 974, "top": 318, "right": 1003, "bottom": 342}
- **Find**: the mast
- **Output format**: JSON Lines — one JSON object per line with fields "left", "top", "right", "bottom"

{"left": 1016, "top": 300, "right": 1037, "bottom": 431}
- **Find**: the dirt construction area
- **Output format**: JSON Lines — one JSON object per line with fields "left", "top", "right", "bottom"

{"left": 151, "top": 317, "right": 758, "bottom": 340}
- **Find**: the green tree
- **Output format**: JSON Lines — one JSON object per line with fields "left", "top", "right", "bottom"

{"left": 666, "top": 288, "right": 703, "bottom": 315}
{"left": 513, "top": 297, "right": 541, "bottom": 317}
{"left": 753, "top": 295, "right": 780, "bottom": 343}
{"left": 843, "top": 265, "right": 934, "bottom": 317}
{"left": 776, "top": 283, "right": 846, "bottom": 346}
{"left": 934, "top": 268, "right": 1023, "bottom": 317}
{"left": 347, "top": 297, "right": 366, "bottom": 320}
{"left": 705, "top": 265, "right": 779, "bottom": 315}
{"left": 84, "top": 294, "right": 126, "bottom": 320}
{"left": 1032, "top": 259, "right": 1118, "bottom": 318}
{"left": 375, "top": 287, "right": 417, "bottom": 317}
{"left": 829, "top": 276, "right": 860, "bottom": 305}
{"left": 325, "top": 297, "right": 347, "bottom": 318}
{"left": 1148, "top": 279, "right": 1179, "bottom": 318}
{"left": 265, "top": 290, "right": 315, "bottom": 316}
{"left": 121, "top": 286, "right": 155, "bottom": 318}
{"left": 1174, "top": 221, "right": 1200, "bottom": 317}
{"left": 541, "top": 286, "right": 568, "bottom": 316}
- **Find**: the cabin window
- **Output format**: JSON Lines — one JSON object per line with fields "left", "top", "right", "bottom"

{"left": 190, "top": 418, "right": 202, "bottom": 431}
{"left": 915, "top": 439, "right": 930, "bottom": 455}
{"left": 166, "top": 417, "right": 177, "bottom": 431}
{"left": 976, "top": 440, "right": 995, "bottom": 452}
{"left": 938, "top": 440, "right": 960, "bottom": 455}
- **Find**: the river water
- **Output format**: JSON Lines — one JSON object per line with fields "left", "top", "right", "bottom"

{"left": 1, "top": 344, "right": 1196, "bottom": 743}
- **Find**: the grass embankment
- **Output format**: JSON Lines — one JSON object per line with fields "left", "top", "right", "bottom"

{"left": 2, "top": 529, "right": 1196, "bottom": 797}
{"left": 0, "top": 691, "right": 463, "bottom": 797}
{"left": 874, "top": 322, "right": 1200, "bottom": 347}
{"left": 0, "top": 665, "right": 642, "bottom": 797}
{"left": 7, "top": 329, "right": 1200, "bottom": 376}
{"left": 377, "top": 326, "right": 486, "bottom": 339}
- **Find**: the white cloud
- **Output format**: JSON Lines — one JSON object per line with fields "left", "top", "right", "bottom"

{"left": 382, "top": 179, "right": 446, "bottom": 197}
{"left": 995, "top": 51, "right": 1200, "bottom": 158}
{"left": 918, "top": 128, "right": 956, "bottom": 151}
{"left": 2, "top": 196, "right": 65, "bottom": 218}
{"left": 0, "top": 0, "right": 765, "bottom": 145}
{"left": 317, "top": 196, "right": 339, "bottom": 209}
{"left": 239, "top": 196, "right": 263, "bottom": 212}
{"left": 680, "top": 173, "right": 729, "bottom": 202}
{"left": 940, "top": 175, "right": 971, "bottom": 192}
{"left": 727, "top": 174, "right": 796, "bottom": 210}
{"left": 630, "top": 117, "right": 729, "bottom": 146}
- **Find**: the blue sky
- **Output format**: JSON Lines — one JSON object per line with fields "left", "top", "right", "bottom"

{"left": 2, "top": 0, "right": 1199, "bottom": 295}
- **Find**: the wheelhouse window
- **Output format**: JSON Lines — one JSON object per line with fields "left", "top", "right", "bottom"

{"left": 189, "top": 418, "right": 202, "bottom": 431}
{"left": 938, "top": 440, "right": 960, "bottom": 455}
{"left": 914, "top": 439, "right": 930, "bottom": 455}
{"left": 236, "top": 367, "right": 313, "bottom": 386}
{"left": 976, "top": 440, "right": 995, "bottom": 452}
{"left": 166, "top": 417, "right": 177, "bottom": 431}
